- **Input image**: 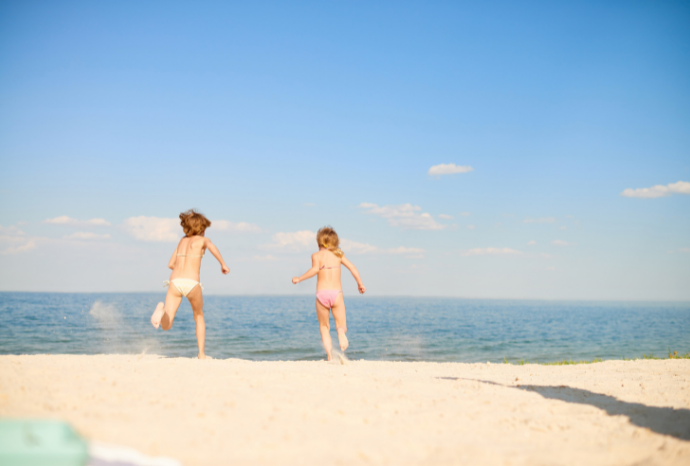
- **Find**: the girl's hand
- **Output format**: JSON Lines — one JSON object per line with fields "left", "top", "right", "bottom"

{"left": 292, "top": 277, "right": 300, "bottom": 284}
{"left": 221, "top": 265, "right": 230, "bottom": 274}
{"left": 358, "top": 284, "right": 366, "bottom": 294}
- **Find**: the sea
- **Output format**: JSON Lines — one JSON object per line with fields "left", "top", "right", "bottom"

{"left": 0, "top": 292, "right": 688, "bottom": 363}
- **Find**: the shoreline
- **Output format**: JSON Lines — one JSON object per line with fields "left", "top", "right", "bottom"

{"left": 2, "top": 355, "right": 689, "bottom": 465}
{"left": 2, "top": 351, "right": 688, "bottom": 365}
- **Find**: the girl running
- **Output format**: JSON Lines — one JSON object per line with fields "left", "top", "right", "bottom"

{"left": 150, "top": 209, "right": 230, "bottom": 359}
{"left": 292, "top": 226, "right": 366, "bottom": 361}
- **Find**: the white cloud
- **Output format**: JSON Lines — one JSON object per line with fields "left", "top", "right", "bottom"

{"left": 438, "top": 214, "right": 454, "bottom": 220}
{"left": 85, "top": 218, "right": 110, "bottom": 226}
{"left": 341, "top": 239, "right": 425, "bottom": 257}
{"left": 261, "top": 230, "right": 315, "bottom": 253}
{"left": 524, "top": 217, "right": 555, "bottom": 224}
{"left": 304, "top": 203, "right": 316, "bottom": 207}
{"left": 621, "top": 181, "right": 690, "bottom": 199}
{"left": 65, "top": 232, "right": 112, "bottom": 240}
{"left": 459, "top": 212, "right": 471, "bottom": 216}
{"left": 385, "top": 246, "right": 426, "bottom": 256}
{"left": 339, "top": 239, "right": 379, "bottom": 255}
{"left": 358, "top": 203, "right": 445, "bottom": 230}
{"left": 467, "top": 225, "right": 476, "bottom": 230}
{"left": 44, "top": 216, "right": 111, "bottom": 227}
{"left": 0, "top": 224, "right": 25, "bottom": 236}
{"left": 44, "top": 216, "right": 74, "bottom": 224}
{"left": 540, "top": 253, "right": 555, "bottom": 259}
{"left": 213, "top": 220, "right": 262, "bottom": 233}
{"left": 2, "top": 240, "right": 36, "bottom": 255}
{"left": 527, "top": 240, "right": 537, "bottom": 245}
{"left": 679, "top": 248, "right": 690, "bottom": 253}
{"left": 551, "top": 240, "right": 573, "bottom": 246}
{"left": 0, "top": 224, "right": 34, "bottom": 254}
{"left": 546, "top": 266, "right": 556, "bottom": 271}
{"left": 260, "top": 234, "right": 424, "bottom": 258}
{"left": 428, "top": 163, "right": 474, "bottom": 176}
{"left": 123, "top": 216, "right": 180, "bottom": 242}
{"left": 461, "top": 247, "right": 523, "bottom": 257}
{"left": 0, "top": 235, "right": 27, "bottom": 244}
{"left": 560, "top": 226, "right": 567, "bottom": 230}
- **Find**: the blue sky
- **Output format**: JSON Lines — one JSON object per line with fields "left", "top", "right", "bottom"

{"left": 1, "top": 1, "right": 689, "bottom": 299}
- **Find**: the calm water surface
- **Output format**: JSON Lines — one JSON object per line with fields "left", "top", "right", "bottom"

{"left": 0, "top": 292, "right": 688, "bottom": 362}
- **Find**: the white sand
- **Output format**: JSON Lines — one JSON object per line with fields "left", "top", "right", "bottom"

{"left": 1, "top": 355, "right": 689, "bottom": 465}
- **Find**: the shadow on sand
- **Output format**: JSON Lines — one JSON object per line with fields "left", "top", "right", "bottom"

{"left": 438, "top": 377, "right": 690, "bottom": 441}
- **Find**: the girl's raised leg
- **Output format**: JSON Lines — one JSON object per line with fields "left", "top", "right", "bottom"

{"left": 187, "top": 285, "right": 206, "bottom": 359}
{"left": 331, "top": 293, "right": 348, "bottom": 352}
{"left": 315, "top": 299, "right": 333, "bottom": 361}
{"left": 151, "top": 285, "right": 183, "bottom": 330}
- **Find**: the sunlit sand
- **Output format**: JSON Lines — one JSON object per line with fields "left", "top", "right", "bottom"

{"left": 1, "top": 355, "right": 688, "bottom": 465}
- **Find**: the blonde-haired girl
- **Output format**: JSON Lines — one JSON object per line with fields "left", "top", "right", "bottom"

{"left": 150, "top": 209, "right": 230, "bottom": 359}
{"left": 292, "top": 226, "right": 366, "bottom": 361}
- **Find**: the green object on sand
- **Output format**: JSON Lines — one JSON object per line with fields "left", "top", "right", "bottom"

{"left": 0, "top": 420, "right": 88, "bottom": 466}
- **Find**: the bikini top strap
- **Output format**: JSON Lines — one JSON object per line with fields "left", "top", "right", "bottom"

{"left": 176, "top": 251, "right": 205, "bottom": 257}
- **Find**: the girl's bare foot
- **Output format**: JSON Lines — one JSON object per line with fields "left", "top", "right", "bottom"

{"left": 337, "top": 330, "right": 349, "bottom": 352}
{"left": 198, "top": 354, "right": 213, "bottom": 359}
{"left": 151, "top": 303, "right": 165, "bottom": 329}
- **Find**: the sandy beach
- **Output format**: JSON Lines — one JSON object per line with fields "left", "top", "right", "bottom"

{"left": 1, "top": 355, "right": 688, "bottom": 465}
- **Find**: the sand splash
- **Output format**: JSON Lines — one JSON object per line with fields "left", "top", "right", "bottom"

{"left": 88, "top": 300, "right": 121, "bottom": 327}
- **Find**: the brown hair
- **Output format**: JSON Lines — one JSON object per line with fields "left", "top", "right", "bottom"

{"left": 316, "top": 226, "right": 344, "bottom": 258}
{"left": 179, "top": 209, "right": 212, "bottom": 237}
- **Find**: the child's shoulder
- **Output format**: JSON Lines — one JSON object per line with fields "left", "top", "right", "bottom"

{"left": 182, "top": 235, "right": 207, "bottom": 247}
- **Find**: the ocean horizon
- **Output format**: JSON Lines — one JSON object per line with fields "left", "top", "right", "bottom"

{"left": 6, "top": 290, "right": 690, "bottom": 301}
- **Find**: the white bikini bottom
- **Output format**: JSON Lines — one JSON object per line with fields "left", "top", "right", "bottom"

{"left": 164, "top": 279, "right": 204, "bottom": 297}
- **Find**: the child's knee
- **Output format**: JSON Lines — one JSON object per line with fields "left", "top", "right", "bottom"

{"left": 337, "top": 325, "right": 347, "bottom": 333}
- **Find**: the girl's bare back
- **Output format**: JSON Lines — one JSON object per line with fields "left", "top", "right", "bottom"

{"left": 171, "top": 236, "right": 206, "bottom": 281}
{"left": 314, "top": 249, "right": 342, "bottom": 291}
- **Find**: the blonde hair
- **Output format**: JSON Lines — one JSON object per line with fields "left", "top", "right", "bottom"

{"left": 316, "top": 226, "right": 344, "bottom": 258}
{"left": 179, "top": 209, "right": 212, "bottom": 237}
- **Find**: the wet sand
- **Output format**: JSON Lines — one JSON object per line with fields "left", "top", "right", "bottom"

{"left": 1, "top": 355, "right": 688, "bottom": 465}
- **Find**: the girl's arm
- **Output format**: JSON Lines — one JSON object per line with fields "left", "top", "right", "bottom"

{"left": 168, "top": 248, "right": 178, "bottom": 270}
{"left": 205, "top": 238, "right": 230, "bottom": 274}
{"left": 341, "top": 256, "right": 366, "bottom": 294}
{"left": 292, "top": 253, "right": 319, "bottom": 284}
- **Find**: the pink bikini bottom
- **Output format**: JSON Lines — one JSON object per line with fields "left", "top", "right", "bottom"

{"left": 316, "top": 290, "right": 342, "bottom": 309}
